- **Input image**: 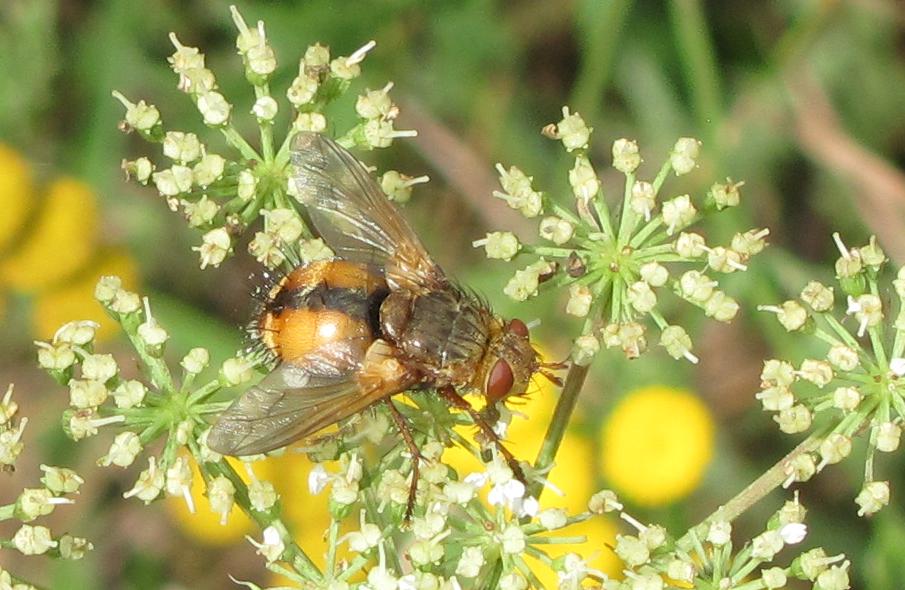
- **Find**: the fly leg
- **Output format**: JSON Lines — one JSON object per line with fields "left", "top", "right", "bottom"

{"left": 385, "top": 399, "right": 422, "bottom": 522}
{"left": 438, "top": 385, "right": 526, "bottom": 484}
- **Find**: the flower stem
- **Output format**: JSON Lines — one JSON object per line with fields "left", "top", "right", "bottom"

{"left": 527, "top": 362, "right": 590, "bottom": 499}
{"left": 676, "top": 429, "right": 826, "bottom": 550}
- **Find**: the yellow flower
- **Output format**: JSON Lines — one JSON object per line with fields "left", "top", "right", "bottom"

{"left": 32, "top": 249, "right": 138, "bottom": 341}
{"left": 600, "top": 385, "right": 714, "bottom": 506}
{"left": 0, "top": 144, "right": 33, "bottom": 254}
{"left": 168, "top": 457, "right": 275, "bottom": 545}
{"left": 0, "top": 177, "right": 98, "bottom": 291}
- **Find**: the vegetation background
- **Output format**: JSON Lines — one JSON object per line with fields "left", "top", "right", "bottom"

{"left": 1, "top": 0, "right": 905, "bottom": 588}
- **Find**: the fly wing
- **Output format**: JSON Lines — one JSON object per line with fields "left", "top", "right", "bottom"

{"left": 207, "top": 340, "right": 417, "bottom": 456}
{"left": 290, "top": 132, "right": 445, "bottom": 293}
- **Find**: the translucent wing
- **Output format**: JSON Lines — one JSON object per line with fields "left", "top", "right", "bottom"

{"left": 207, "top": 340, "right": 417, "bottom": 456}
{"left": 291, "top": 132, "right": 445, "bottom": 292}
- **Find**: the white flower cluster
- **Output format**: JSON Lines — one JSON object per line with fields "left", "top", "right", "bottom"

{"left": 114, "top": 5, "right": 424, "bottom": 271}
{"left": 480, "top": 106, "right": 764, "bottom": 365}
{"left": 592, "top": 489, "right": 850, "bottom": 590}
{"left": 1, "top": 385, "right": 93, "bottom": 587}
{"left": 758, "top": 234, "right": 904, "bottom": 517}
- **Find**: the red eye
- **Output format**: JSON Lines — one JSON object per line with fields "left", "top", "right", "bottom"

{"left": 508, "top": 318, "right": 529, "bottom": 338}
{"left": 485, "top": 359, "right": 515, "bottom": 403}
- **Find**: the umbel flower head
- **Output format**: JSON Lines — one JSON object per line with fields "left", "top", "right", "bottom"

{"left": 477, "top": 107, "right": 765, "bottom": 365}
{"left": 114, "top": 5, "right": 422, "bottom": 270}
{"left": 758, "top": 233, "right": 905, "bottom": 517}
{"left": 0, "top": 384, "right": 93, "bottom": 587}
{"left": 594, "top": 489, "right": 851, "bottom": 590}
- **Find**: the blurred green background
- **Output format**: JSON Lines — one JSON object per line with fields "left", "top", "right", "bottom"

{"left": 2, "top": 0, "right": 905, "bottom": 588}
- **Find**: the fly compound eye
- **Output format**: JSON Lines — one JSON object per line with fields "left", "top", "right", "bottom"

{"left": 508, "top": 318, "right": 529, "bottom": 338}
{"left": 485, "top": 358, "right": 515, "bottom": 403}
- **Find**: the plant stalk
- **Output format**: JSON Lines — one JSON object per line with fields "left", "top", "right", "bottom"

{"left": 527, "top": 363, "right": 590, "bottom": 498}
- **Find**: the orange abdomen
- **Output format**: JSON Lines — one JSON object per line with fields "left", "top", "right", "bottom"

{"left": 256, "top": 261, "right": 388, "bottom": 367}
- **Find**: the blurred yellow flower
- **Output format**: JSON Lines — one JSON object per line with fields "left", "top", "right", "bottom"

{"left": 601, "top": 385, "right": 714, "bottom": 506}
{"left": 32, "top": 249, "right": 138, "bottom": 341}
{"left": 0, "top": 145, "right": 139, "bottom": 343}
{"left": 0, "top": 144, "right": 33, "bottom": 254}
{"left": 268, "top": 452, "right": 335, "bottom": 563}
{"left": 0, "top": 177, "right": 98, "bottom": 291}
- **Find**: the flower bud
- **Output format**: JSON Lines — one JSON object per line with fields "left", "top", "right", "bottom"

{"left": 299, "top": 238, "right": 334, "bottom": 263}
{"left": 786, "top": 453, "right": 817, "bottom": 484}
{"left": 569, "top": 155, "right": 599, "bottom": 201}
{"left": 192, "top": 153, "right": 225, "bottom": 188}
{"left": 181, "top": 348, "right": 210, "bottom": 375}
{"left": 775, "top": 404, "right": 812, "bottom": 434}
{"left": 799, "top": 359, "right": 833, "bottom": 387}
{"left": 237, "top": 169, "right": 258, "bottom": 202}
{"left": 751, "top": 529, "right": 784, "bottom": 560}
{"left": 112, "top": 92, "right": 160, "bottom": 132}
{"left": 99, "top": 432, "right": 142, "bottom": 468}
{"left": 667, "top": 559, "right": 695, "bottom": 583}
{"left": 815, "top": 563, "right": 851, "bottom": 590}
{"left": 707, "top": 521, "right": 731, "bottom": 545}
{"left": 800, "top": 280, "right": 834, "bottom": 312}
{"left": 153, "top": 165, "right": 193, "bottom": 197}
{"left": 827, "top": 345, "right": 858, "bottom": 372}
{"left": 194, "top": 228, "right": 232, "bottom": 269}
{"left": 762, "top": 359, "right": 796, "bottom": 387}
{"left": 612, "top": 138, "right": 641, "bottom": 174}
{"left": 208, "top": 475, "right": 236, "bottom": 524}
{"left": 819, "top": 433, "right": 852, "bottom": 465}
{"left": 675, "top": 232, "right": 706, "bottom": 258}
{"left": 678, "top": 270, "right": 715, "bottom": 303}
{"left": 59, "top": 534, "right": 93, "bottom": 560}
{"left": 380, "top": 171, "right": 429, "bottom": 203}
{"left": 110, "top": 289, "right": 141, "bottom": 315}
{"left": 670, "top": 137, "right": 701, "bottom": 175}
{"left": 831, "top": 386, "right": 860, "bottom": 412}
{"left": 709, "top": 180, "right": 742, "bottom": 210}
{"left": 661, "top": 194, "right": 696, "bottom": 235}
{"left": 549, "top": 106, "right": 591, "bottom": 152}
{"left": 703, "top": 291, "right": 739, "bottom": 323}
{"left": 13, "top": 525, "right": 57, "bottom": 555}
{"left": 36, "top": 343, "right": 76, "bottom": 372}
{"left": 68, "top": 379, "right": 108, "bottom": 409}
{"left": 197, "top": 91, "right": 231, "bottom": 126}
{"left": 40, "top": 465, "right": 83, "bottom": 494}
{"left": 660, "top": 325, "right": 697, "bottom": 363}
{"left": 855, "top": 481, "right": 890, "bottom": 516}
{"left": 287, "top": 73, "right": 319, "bottom": 107}
{"left": 248, "top": 479, "right": 279, "bottom": 512}
{"left": 629, "top": 181, "right": 656, "bottom": 220}
{"left": 479, "top": 232, "right": 520, "bottom": 261}
{"left": 293, "top": 111, "right": 328, "bottom": 133}
{"left": 251, "top": 96, "right": 278, "bottom": 121}
{"left": 614, "top": 534, "right": 649, "bottom": 567}
{"left": 588, "top": 489, "right": 622, "bottom": 514}
{"left": 566, "top": 284, "right": 592, "bottom": 317}
{"left": 538, "top": 216, "right": 574, "bottom": 245}
{"left": 756, "top": 386, "right": 793, "bottom": 412}
{"left": 639, "top": 262, "right": 668, "bottom": 287}
{"left": 874, "top": 421, "right": 901, "bottom": 452}
{"left": 859, "top": 236, "right": 886, "bottom": 268}
{"left": 123, "top": 457, "right": 164, "bottom": 504}
{"left": 628, "top": 281, "right": 657, "bottom": 313}
{"left": 222, "top": 357, "right": 254, "bottom": 386}
{"left": 112, "top": 380, "right": 147, "bottom": 409}
{"left": 731, "top": 228, "right": 769, "bottom": 256}
{"left": 761, "top": 567, "right": 787, "bottom": 589}
{"left": 163, "top": 131, "right": 202, "bottom": 163}
{"left": 571, "top": 334, "right": 600, "bottom": 366}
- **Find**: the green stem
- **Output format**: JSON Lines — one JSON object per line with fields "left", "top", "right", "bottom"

{"left": 527, "top": 363, "right": 590, "bottom": 499}
{"left": 676, "top": 428, "right": 828, "bottom": 551}
{"left": 0, "top": 503, "right": 14, "bottom": 520}
{"left": 221, "top": 125, "right": 262, "bottom": 162}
